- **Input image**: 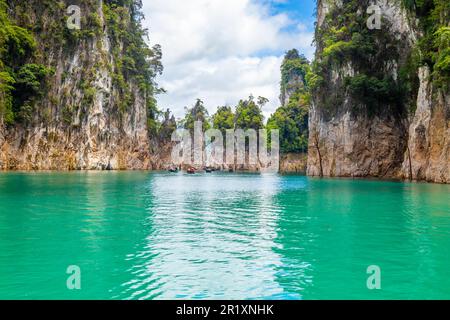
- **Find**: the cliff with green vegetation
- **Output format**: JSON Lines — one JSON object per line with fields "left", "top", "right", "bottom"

{"left": 181, "top": 96, "right": 268, "bottom": 171}
{"left": 0, "top": 0, "right": 163, "bottom": 170}
{"left": 172, "top": 49, "right": 311, "bottom": 173}
{"left": 268, "top": 49, "right": 310, "bottom": 155}
{"left": 264, "top": 49, "right": 310, "bottom": 173}
{"left": 175, "top": 59, "right": 309, "bottom": 173}
{"left": 308, "top": 0, "right": 449, "bottom": 183}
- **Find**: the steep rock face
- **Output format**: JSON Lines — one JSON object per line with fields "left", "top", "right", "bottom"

{"left": 308, "top": 107, "right": 408, "bottom": 178}
{"left": 279, "top": 49, "right": 307, "bottom": 107}
{"left": 401, "top": 67, "right": 449, "bottom": 182}
{"left": 308, "top": 0, "right": 449, "bottom": 183}
{"left": 280, "top": 72, "right": 305, "bottom": 107}
{"left": 280, "top": 153, "right": 307, "bottom": 173}
{"left": 0, "top": 0, "right": 155, "bottom": 170}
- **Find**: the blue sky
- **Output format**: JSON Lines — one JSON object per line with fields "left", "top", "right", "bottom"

{"left": 269, "top": 0, "right": 316, "bottom": 24}
{"left": 142, "top": 0, "right": 316, "bottom": 119}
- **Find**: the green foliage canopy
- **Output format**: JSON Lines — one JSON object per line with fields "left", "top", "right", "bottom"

{"left": 182, "top": 99, "right": 211, "bottom": 132}
{"left": 234, "top": 95, "right": 266, "bottom": 131}
{"left": 0, "top": 0, "right": 52, "bottom": 125}
{"left": 212, "top": 106, "right": 234, "bottom": 134}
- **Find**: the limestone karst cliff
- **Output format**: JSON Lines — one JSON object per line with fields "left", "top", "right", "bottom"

{"left": 0, "top": 0, "right": 162, "bottom": 170}
{"left": 280, "top": 49, "right": 307, "bottom": 108}
{"left": 308, "top": 0, "right": 449, "bottom": 183}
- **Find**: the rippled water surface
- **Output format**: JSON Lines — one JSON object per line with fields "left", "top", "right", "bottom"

{"left": 0, "top": 172, "right": 449, "bottom": 299}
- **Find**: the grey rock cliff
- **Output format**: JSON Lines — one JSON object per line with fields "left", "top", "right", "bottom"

{"left": 0, "top": 0, "right": 151, "bottom": 170}
{"left": 307, "top": 0, "right": 449, "bottom": 183}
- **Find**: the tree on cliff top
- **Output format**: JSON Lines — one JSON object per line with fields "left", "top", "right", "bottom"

{"left": 182, "top": 99, "right": 211, "bottom": 132}
{"left": 234, "top": 95, "right": 266, "bottom": 131}
{"left": 212, "top": 106, "right": 235, "bottom": 134}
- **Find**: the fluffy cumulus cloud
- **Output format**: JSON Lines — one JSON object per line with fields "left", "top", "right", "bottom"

{"left": 141, "top": 0, "right": 315, "bottom": 119}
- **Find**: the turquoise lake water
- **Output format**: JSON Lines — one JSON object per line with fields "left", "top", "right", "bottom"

{"left": 0, "top": 172, "right": 449, "bottom": 300}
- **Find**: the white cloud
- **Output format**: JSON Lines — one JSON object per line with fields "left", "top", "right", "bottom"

{"left": 141, "top": 0, "right": 314, "bottom": 119}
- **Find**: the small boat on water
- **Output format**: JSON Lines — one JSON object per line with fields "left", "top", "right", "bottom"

{"left": 205, "top": 167, "right": 213, "bottom": 173}
{"left": 187, "top": 167, "right": 196, "bottom": 174}
{"left": 168, "top": 167, "right": 178, "bottom": 173}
